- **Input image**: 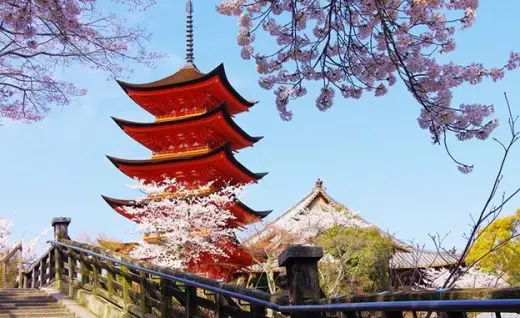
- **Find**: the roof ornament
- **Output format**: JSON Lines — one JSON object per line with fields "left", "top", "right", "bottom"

{"left": 185, "top": 0, "right": 195, "bottom": 66}
{"left": 315, "top": 178, "right": 323, "bottom": 188}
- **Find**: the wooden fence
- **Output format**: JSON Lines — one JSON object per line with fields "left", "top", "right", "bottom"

{"left": 15, "top": 217, "right": 520, "bottom": 318}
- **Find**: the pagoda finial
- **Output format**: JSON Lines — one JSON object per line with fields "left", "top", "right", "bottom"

{"left": 185, "top": 0, "right": 194, "bottom": 65}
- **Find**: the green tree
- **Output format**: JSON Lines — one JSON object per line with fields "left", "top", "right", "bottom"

{"left": 315, "top": 226, "right": 394, "bottom": 297}
{"left": 466, "top": 209, "right": 520, "bottom": 286}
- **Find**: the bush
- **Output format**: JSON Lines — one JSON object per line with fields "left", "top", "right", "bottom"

{"left": 315, "top": 226, "right": 394, "bottom": 297}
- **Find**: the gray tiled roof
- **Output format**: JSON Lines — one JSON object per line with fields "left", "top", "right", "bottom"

{"left": 390, "top": 250, "right": 459, "bottom": 269}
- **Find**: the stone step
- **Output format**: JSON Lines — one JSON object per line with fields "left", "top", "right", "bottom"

{"left": 0, "top": 303, "right": 64, "bottom": 309}
{"left": 0, "top": 289, "right": 41, "bottom": 292}
{"left": 0, "top": 311, "right": 76, "bottom": 318}
{"left": 0, "top": 291, "right": 44, "bottom": 295}
{"left": 0, "top": 296, "right": 54, "bottom": 301}
{"left": 0, "top": 289, "right": 78, "bottom": 317}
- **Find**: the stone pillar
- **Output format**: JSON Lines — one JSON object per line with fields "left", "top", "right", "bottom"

{"left": 51, "top": 217, "right": 71, "bottom": 241}
{"left": 278, "top": 245, "right": 324, "bottom": 318}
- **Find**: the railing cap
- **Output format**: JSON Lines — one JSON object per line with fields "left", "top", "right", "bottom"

{"left": 278, "top": 245, "right": 323, "bottom": 267}
{"left": 51, "top": 217, "right": 71, "bottom": 226}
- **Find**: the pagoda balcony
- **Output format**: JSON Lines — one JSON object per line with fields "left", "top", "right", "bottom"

{"left": 112, "top": 103, "right": 262, "bottom": 155}
{"left": 154, "top": 108, "right": 207, "bottom": 122}
{"left": 106, "top": 143, "right": 267, "bottom": 186}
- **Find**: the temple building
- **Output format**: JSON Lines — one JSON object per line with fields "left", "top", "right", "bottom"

{"left": 102, "top": 0, "right": 270, "bottom": 279}
{"left": 245, "top": 179, "right": 459, "bottom": 288}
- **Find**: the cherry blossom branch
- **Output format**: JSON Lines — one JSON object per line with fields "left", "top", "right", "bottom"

{"left": 218, "top": 0, "right": 520, "bottom": 171}
{"left": 430, "top": 93, "right": 520, "bottom": 288}
{"left": 0, "top": 0, "right": 160, "bottom": 123}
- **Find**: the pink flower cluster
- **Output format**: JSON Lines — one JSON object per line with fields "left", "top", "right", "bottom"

{"left": 218, "top": 0, "right": 519, "bottom": 166}
{"left": 125, "top": 178, "right": 243, "bottom": 268}
{"left": 0, "top": 0, "right": 159, "bottom": 123}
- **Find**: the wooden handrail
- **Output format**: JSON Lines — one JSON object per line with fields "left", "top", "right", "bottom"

{"left": 1, "top": 243, "right": 22, "bottom": 288}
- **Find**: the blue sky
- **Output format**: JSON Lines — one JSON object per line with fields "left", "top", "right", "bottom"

{"left": 1, "top": 1, "right": 519, "bottom": 252}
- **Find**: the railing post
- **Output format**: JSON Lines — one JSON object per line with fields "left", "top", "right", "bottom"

{"left": 39, "top": 259, "right": 45, "bottom": 288}
{"left": 79, "top": 252, "right": 89, "bottom": 286}
{"left": 18, "top": 245, "right": 23, "bottom": 289}
{"left": 1, "top": 261, "right": 7, "bottom": 288}
{"left": 55, "top": 246, "right": 63, "bottom": 291}
{"left": 68, "top": 249, "right": 76, "bottom": 297}
{"left": 121, "top": 265, "right": 133, "bottom": 313}
{"left": 139, "top": 272, "right": 148, "bottom": 315}
{"left": 92, "top": 256, "right": 100, "bottom": 297}
{"left": 106, "top": 264, "right": 115, "bottom": 300}
{"left": 48, "top": 248, "right": 55, "bottom": 286}
{"left": 185, "top": 285, "right": 197, "bottom": 318}
{"left": 51, "top": 217, "right": 71, "bottom": 241}
{"left": 159, "top": 278, "right": 173, "bottom": 317}
{"left": 31, "top": 265, "right": 36, "bottom": 288}
{"left": 51, "top": 217, "right": 70, "bottom": 292}
{"left": 278, "top": 245, "right": 323, "bottom": 318}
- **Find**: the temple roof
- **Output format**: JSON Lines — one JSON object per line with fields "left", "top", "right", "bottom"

{"left": 101, "top": 195, "right": 272, "bottom": 227}
{"left": 111, "top": 103, "right": 263, "bottom": 153}
{"left": 106, "top": 143, "right": 267, "bottom": 185}
{"left": 116, "top": 64, "right": 256, "bottom": 116}
{"left": 248, "top": 179, "right": 459, "bottom": 270}
{"left": 119, "top": 64, "right": 205, "bottom": 88}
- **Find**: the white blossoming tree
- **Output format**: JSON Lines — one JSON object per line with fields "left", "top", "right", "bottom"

{"left": 0, "top": 217, "right": 12, "bottom": 252}
{"left": 421, "top": 267, "right": 509, "bottom": 290}
{"left": 123, "top": 178, "right": 244, "bottom": 269}
{"left": 0, "top": 217, "right": 51, "bottom": 287}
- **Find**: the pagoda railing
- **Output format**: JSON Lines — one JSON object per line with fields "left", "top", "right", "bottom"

{"left": 0, "top": 242, "right": 23, "bottom": 288}
{"left": 16, "top": 218, "right": 520, "bottom": 318}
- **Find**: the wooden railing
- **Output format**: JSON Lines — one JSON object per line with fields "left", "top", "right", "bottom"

{"left": 45, "top": 239, "right": 288, "bottom": 317}
{"left": 20, "top": 247, "right": 55, "bottom": 289}
{"left": 15, "top": 217, "right": 520, "bottom": 318}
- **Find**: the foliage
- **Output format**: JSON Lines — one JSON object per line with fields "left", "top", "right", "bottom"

{"left": 0, "top": 258, "right": 21, "bottom": 288}
{"left": 314, "top": 226, "right": 394, "bottom": 297}
{"left": 246, "top": 225, "right": 303, "bottom": 293}
{"left": 466, "top": 209, "right": 520, "bottom": 286}
{"left": 123, "top": 178, "right": 243, "bottom": 269}
{"left": 0, "top": 0, "right": 159, "bottom": 123}
{"left": 218, "top": 0, "right": 520, "bottom": 171}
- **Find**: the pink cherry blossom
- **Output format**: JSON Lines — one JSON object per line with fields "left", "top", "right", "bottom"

{"left": 0, "top": 0, "right": 159, "bottom": 123}
{"left": 124, "top": 178, "right": 244, "bottom": 268}
{"left": 217, "top": 0, "right": 520, "bottom": 171}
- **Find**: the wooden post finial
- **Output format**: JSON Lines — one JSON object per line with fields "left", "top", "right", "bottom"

{"left": 51, "top": 217, "right": 71, "bottom": 241}
{"left": 278, "top": 245, "right": 323, "bottom": 317}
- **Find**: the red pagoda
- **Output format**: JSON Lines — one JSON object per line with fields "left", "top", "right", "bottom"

{"left": 102, "top": 0, "right": 270, "bottom": 279}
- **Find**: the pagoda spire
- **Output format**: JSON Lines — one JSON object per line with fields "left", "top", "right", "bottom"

{"left": 185, "top": 0, "right": 194, "bottom": 65}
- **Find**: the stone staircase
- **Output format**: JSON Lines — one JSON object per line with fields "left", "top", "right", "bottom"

{"left": 0, "top": 289, "right": 77, "bottom": 317}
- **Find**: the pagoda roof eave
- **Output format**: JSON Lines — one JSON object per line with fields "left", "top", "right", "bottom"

{"left": 116, "top": 64, "right": 256, "bottom": 107}
{"left": 101, "top": 195, "right": 272, "bottom": 221}
{"left": 234, "top": 200, "right": 272, "bottom": 219}
{"left": 106, "top": 143, "right": 268, "bottom": 181}
{"left": 111, "top": 103, "right": 263, "bottom": 145}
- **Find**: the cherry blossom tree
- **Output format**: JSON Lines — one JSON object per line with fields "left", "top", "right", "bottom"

{"left": 218, "top": 0, "right": 520, "bottom": 171}
{"left": 421, "top": 267, "right": 509, "bottom": 289}
{"left": 123, "top": 178, "right": 243, "bottom": 268}
{"left": 0, "top": 0, "right": 158, "bottom": 123}
{"left": 430, "top": 93, "right": 520, "bottom": 288}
